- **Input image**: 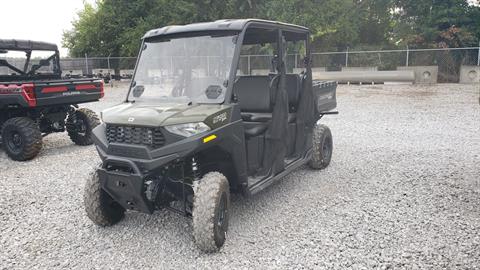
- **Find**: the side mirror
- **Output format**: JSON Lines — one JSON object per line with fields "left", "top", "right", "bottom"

{"left": 132, "top": 85, "right": 145, "bottom": 98}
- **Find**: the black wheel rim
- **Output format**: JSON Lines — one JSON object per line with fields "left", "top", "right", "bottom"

{"left": 214, "top": 194, "right": 228, "bottom": 243}
{"left": 73, "top": 118, "right": 88, "bottom": 136}
{"left": 322, "top": 136, "right": 332, "bottom": 160}
{"left": 6, "top": 131, "right": 23, "bottom": 154}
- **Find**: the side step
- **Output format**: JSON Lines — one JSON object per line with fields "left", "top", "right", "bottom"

{"left": 246, "top": 149, "right": 312, "bottom": 196}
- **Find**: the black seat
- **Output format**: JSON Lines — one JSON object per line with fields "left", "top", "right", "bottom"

{"left": 285, "top": 74, "right": 301, "bottom": 114}
{"left": 234, "top": 76, "right": 273, "bottom": 137}
{"left": 237, "top": 74, "right": 302, "bottom": 123}
{"left": 284, "top": 74, "right": 302, "bottom": 156}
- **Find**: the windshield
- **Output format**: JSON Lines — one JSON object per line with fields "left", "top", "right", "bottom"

{"left": 129, "top": 33, "right": 237, "bottom": 104}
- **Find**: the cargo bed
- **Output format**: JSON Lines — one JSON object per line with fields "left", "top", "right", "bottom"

{"left": 312, "top": 80, "right": 337, "bottom": 113}
{"left": 0, "top": 78, "right": 103, "bottom": 109}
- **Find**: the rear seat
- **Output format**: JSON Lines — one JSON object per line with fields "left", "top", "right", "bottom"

{"left": 234, "top": 76, "right": 273, "bottom": 137}
{"left": 234, "top": 74, "right": 303, "bottom": 138}
{"left": 235, "top": 74, "right": 302, "bottom": 125}
{"left": 285, "top": 73, "right": 301, "bottom": 121}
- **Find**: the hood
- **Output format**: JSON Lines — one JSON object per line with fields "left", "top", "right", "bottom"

{"left": 101, "top": 102, "right": 229, "bottom": 127}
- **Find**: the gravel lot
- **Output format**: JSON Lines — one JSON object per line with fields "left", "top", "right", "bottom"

{"left": 1, "top": 82, "right": 479, "bottom": 269}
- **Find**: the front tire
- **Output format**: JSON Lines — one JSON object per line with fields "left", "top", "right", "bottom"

{"left": 1, "top": 117, "right": 42, "bottom": 161}
{"left": 66, "top": 108, "right": 100, "bottom": 146}
{"left": 192, "top": 172, "right": 230, "bottom": 253}
{"left": 84, "top": 170, "right": 125, "bottom": 226}
{"left": 308, "top": 124, "right": 333, "bottom": 170}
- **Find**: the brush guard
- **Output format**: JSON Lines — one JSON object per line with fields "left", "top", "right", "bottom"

{"left": 98, "top": 158, "right": 154, "bottom": 214}
{"left": 98, "top": 156, "right": 201, "bottom": 217}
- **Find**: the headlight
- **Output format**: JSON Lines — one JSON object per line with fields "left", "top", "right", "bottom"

{"left": 164, "top": 122, "right": 210, "bottom": 137}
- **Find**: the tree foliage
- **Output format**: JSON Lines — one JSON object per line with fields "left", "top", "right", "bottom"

{"left": 63, "top": 0, "right": 480, "bottom": 57}
{"left": 394, "top": 0, "right": 480, "bottom": 48}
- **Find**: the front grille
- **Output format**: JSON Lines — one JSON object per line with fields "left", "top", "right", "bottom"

{"left": 106, "top": 124, "right": 165, "bottom": 149}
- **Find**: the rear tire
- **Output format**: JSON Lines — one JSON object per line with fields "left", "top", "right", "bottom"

{"left": 1, "top": 117, "right": 42, "bottom": 161}
{"left": 192, "top": 172, "right": 230, "bottom": 253}
{"left": 308, "top": 124, "right": 333, "bottom": 170}
{"left": 66, "top": 108, "right": 100, "bottom": 146}
{"left": 84, "top": 170, "right": 125, "bottom": 226}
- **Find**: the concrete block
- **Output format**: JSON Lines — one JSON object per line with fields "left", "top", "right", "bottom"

{"left": 397, "top": 66, "right": 438, "bottom": 84}
{"left": 312, "top": 67, "right": 326, "bottom": 72}
{"left": 311, "top": 67, "right": 326, "bottom": 78}
{"left": 251, "top": 69, "right": 270, "bottom": 75}
{"left": 293, "top": 68, "right": 306, "bottom": 74}
{"left": 341, "top": 66, "right": 378, "bottom": 72}
{"left": 459, "top": 65, "right": 480, "bottom": 83}
{"left": 312, "top": 70, "right": 414, "bottom": 84}
{"left": 62, "top": 69, "right": 83, "bottom": 76}
{"left": 120, "top": 69, "right": 134, "bottom": 76}
{"left": 92, "top": 68, "right": 114, "bottom": 75}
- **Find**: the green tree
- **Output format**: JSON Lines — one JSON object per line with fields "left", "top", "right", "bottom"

{"left": 64, "top": 0, "right": 373, "bottom": 56}
{"left": 63, "top": 0, "right": 480, "bottom": 57}
{"left": 63, "top": 0, "right": 195, "bottom": 57}
{"left": 62, "top": 3, "right": 101, "bottom": 57}
{"left": 394, "top": 0, "right": 480, "bottom": 47}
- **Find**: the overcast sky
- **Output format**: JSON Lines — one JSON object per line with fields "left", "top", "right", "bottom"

{"left": 0, "top": 0, "right": 94, "bottom": 56}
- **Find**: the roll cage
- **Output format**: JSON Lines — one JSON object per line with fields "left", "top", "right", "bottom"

{"left": 0, "top": 39, "right": 62, "bottom": 82}
{"left": 226, "top": 21, "right": 311, "bottom": 105}
{"left": 128, "top": 19, "right": 311, "bottom": 104}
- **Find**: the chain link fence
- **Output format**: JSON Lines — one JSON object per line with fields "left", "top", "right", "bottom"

{"left": 310, "top": 47, "right": 480, "bottom": 82}
{"left": 59, "top": 57, "right": 137, "bottom": 79}
{"left": 2, "top": 47, "right": 479, "bottom": 83}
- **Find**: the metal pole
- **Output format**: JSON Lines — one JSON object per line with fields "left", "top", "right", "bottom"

{"left": 345, "top": 47, "right": 349, "bottom": 67}
{"left": 477, "top": 41, "right": 480, "bottom": 66}
{"left": 107, "top": 54, "right": 112, "bottom": 87}
{"left": 85, "top": 53, "right": 89, "bottom": 76}
{"left": 207, "top": 56, "right": 210, "bottom": 76}
{"left": 406, "top": 46, "right": 409, "bottom": 67}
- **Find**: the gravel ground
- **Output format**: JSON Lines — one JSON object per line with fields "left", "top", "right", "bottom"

{"left": 1, "top": 83, "right": 479, "bottom": 269}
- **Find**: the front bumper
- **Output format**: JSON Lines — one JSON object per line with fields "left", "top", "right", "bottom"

{"left": 97, "top": 160, "right": 154, "bottom": 213}
{"left": 92, "top": 124, "right": 224, "bottom": 214}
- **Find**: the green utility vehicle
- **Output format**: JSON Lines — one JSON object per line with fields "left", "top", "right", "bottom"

{"left": 84, "top": 19, "right": 337, "bottom": 252}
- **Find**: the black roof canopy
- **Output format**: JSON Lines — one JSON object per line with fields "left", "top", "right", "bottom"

{"left": 143, "top": 19, "right": 309, "bottom": 40}
{"left": 0, "top": 39, "right": 58, "bottom": 51}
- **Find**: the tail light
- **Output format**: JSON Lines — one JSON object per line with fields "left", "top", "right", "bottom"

{"left": 21, "top": 84, "right": 36, "bottom": 107}
{"left": 0, "top": 83, "right": 36, "bottom": 107}
{"left": 74, "top": 82, "right": 104, "bottom": 98}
